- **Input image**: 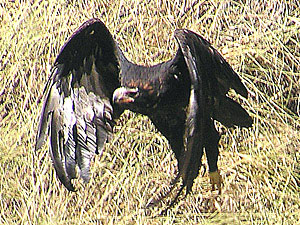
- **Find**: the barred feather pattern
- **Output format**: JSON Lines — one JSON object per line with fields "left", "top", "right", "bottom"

{"left": 36, "top": 69, "right": 115, "bottom": 191}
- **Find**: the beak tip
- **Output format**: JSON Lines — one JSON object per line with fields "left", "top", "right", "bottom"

{"left": 112, "top": 87, "right": 138, "bottom": 104}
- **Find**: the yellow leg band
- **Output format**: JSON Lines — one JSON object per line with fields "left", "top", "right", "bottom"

{"left": 209, "top": 170, "right": 222, "bottom": 194}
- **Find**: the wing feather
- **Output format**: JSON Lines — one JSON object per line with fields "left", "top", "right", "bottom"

{"left": 175, "top": 29, "right": 252, "bottom": 127}
{"left": 174, "top": 29, "right": 252, "bottom": 194}
{"left": 36, "top": 19, "right": 122, "bottom": 190}
{"left": 174, "top": 32, "right": 205, "bottom": 194}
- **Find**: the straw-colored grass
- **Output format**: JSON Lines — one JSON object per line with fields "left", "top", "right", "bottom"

{"left": 1, "top": 0, "right": 299, "bottom": 224}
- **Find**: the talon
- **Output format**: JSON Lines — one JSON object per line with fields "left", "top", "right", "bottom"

{"left": 209, "top": 170, "right": 222, "bottom": 194}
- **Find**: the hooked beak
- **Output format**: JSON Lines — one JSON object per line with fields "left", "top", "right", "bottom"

{"left": 113, "top": 87, "right": 139, "bottom": 104}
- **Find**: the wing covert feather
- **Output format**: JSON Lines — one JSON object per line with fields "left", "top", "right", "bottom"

{"left": 175, "top": 29, "right": 248, "bottom": 97}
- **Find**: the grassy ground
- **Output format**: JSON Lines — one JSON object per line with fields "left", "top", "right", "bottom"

{"left": 1, "top": 0, "right": 300, "bottom": 224}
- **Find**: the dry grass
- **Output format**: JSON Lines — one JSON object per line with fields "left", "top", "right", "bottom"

{"left": 1, "top": 0, "right": 300, "bottom": 224}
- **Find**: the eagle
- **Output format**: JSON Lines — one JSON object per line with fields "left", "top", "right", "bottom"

{"left": 36, "top": 18, "right": 252, "bottom": 209}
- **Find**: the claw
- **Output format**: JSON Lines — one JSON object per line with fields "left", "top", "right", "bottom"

{"left": 209, "top": 170, "right": 222, "bottom": 194}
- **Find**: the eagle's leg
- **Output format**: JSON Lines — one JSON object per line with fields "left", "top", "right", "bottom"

{"left": 204, "top": 119, "right": 222, "bottom": 194}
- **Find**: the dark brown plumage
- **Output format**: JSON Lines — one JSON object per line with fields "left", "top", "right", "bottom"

{"left": 36, "top": 18, "right": 252, "bottom": 210}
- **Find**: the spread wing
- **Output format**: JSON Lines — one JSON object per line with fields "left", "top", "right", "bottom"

{"left": 172, "top": 29, "right": 253, "bottom": 197}
{"left": 35, "top": 18, "right": 122, "bottom": 191}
